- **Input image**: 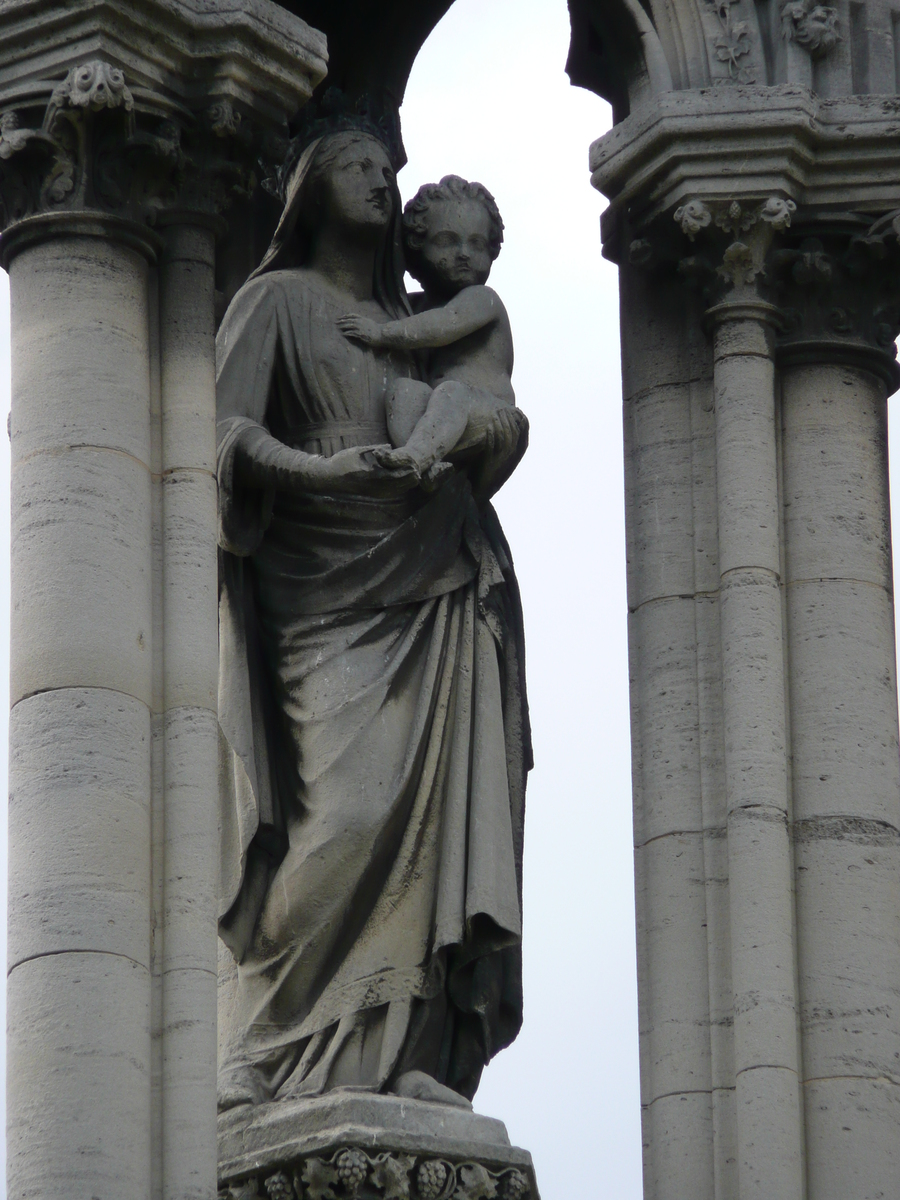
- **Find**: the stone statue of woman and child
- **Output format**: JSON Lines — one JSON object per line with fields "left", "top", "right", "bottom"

{"left": 215, "top": 96, "right": 533, "bottom": 1181}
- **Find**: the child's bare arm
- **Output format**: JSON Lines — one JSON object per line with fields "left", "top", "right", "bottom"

{"left": 338, "top": 287, "right": 501, "bottom": 350}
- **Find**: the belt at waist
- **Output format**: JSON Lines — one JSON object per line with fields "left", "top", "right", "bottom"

{"left": 289, "top": 419, "right": 388, "bottom": 444}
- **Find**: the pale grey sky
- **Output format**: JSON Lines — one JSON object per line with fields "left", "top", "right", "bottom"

{"left": 400, "top": 3, "right": 642, "bottom": 1196}
{"left": 0, "top": 2, "right": 645, "bottom": 1197}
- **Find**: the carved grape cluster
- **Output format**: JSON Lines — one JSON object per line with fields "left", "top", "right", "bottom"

{"left": 416, "top": 1160, "right": 448, "bottom": 1199}
{"left": 220, "top": 1149, "right": 532, "bottom": 1200}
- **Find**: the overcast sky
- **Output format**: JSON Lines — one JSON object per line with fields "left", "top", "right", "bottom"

{"left": 0, "top": 2, "right": 645, "bottom": 1197}
{"left": 400, "top": 3, "right": 643, "bottom": 1196}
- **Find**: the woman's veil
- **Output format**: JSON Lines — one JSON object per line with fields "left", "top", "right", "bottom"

{"left": 248, "top": 130, "right": 411, "bottom": 320}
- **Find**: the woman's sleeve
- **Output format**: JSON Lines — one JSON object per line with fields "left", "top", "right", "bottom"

{"left": 215, "top": 279, "right": 281, "bottom": 556}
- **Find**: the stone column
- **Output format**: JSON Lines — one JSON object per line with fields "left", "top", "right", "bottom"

{"left": 5, "top": 213, "right": 158, "bottom": 1199}
{"left": 777, "top": 238, "right": 900, "bottom": 1198}
{"left": 708, "top": 293, "right": 804, "bottom": 1199}
{"left": 0, "top": 7, "right": 327, "bottom": 1198}
{"left": 593, "top": 77, "right": 900, "bottom": 1187}
{"left": 157, "top": 217, "right": 220, "bottom": 1200}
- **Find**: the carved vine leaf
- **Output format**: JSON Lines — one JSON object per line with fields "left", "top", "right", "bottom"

{"left": 301, "top": 1157, "right": 340, "bottom": 1200}
{"left": 499, "top": 1171, "right": 530, "bottom": 1200}
{"left": 706, "top": 0, "right": 755, "bottom": 81}
{"left": 452, "top": 1164, "right": 498, "bottom": 1200}
{"left": 781, "top": 0, "right": 840, "bottom": 56}
{"left": 628, "top": 237, "right": 653, "bottom": 266}
{"left": 416, "top": 1159, "right": 450, "bottom": 1200}
{"left": 369, "top": 1154, "right": 415, "bottom": 1199}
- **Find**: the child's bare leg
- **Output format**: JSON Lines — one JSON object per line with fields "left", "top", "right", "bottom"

{"left": 386, "top": 378, "right": 433, "bottom": 447}
{"left": 402, "top": 380, "right": 476, "bottom": 471}
{"left": 373, "top": 378, "right": 434, "bottom": 473}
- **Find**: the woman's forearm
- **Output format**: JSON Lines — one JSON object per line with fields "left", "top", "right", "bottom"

{"left": 233, "top": 424, "right": 319, "bottom": 491}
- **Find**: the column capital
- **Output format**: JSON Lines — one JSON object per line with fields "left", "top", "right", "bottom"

{"left": 0, "top": 0, "right": 327, "bottom": 244}
{"left": 618, "top": 192, "right": 900, "bottom": 389}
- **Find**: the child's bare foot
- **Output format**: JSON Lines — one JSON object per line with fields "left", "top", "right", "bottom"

{"left": 372, "top": 446, "right": 423, "bottom": 478}
{"left": 421, "top": 461, "right": 455, "bottom": 492}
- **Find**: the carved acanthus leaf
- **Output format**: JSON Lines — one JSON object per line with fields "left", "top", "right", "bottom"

{"left": 717, "top": 240, "right": 758, "bottom": 285}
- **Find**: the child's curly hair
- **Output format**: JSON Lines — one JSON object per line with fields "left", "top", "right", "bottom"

{"left": 402, "top": 175, "right": 504, "bottom": 281}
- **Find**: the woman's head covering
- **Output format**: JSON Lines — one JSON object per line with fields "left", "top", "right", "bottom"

{"left": 250, "top": 130, "right": 410, "bottom": 320}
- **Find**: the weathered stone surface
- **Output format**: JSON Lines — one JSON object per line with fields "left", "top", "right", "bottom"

{"left": 218, "top": 1093, "right": 538, "bottom": 1200}
{"left": 1, "top": 4, "right": 327, "bottom": 1200}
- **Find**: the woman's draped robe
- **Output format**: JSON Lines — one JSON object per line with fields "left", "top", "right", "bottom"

{"left": 216, "top": 269, "right": 531, "bottom": 1105}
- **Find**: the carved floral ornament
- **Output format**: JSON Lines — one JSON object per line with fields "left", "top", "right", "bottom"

{"left": 218, "top": 1149, "right": 532, "bottom": 1200}
{"left": 700, "top": 0, "right": 839, "bottom": 85}
{"left": 704, "top": 0, "right": 755, "bottom": 82}
{"left": 626, "top": 197, "right": 900, "bottom": 375}
{"left": 0, "top": 59, "right": 274, "bottom": 231}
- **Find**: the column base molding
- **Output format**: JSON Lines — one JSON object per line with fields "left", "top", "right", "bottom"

{"left": 0, "top": 209, "right": 162, "bottom": 268}
{"left": 777, "top": 337, "right": 899, "bottom": 390}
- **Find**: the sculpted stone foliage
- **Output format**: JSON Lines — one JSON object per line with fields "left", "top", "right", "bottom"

{"left": 218, "top": 1151, "right": 532, "bottom": 1200}
{"left": 0, "top": 58, "right": 274, "bottom": 232}
{"left": 780, "top": 0, "right": 840, "bottom": 56}
{"left": 638, "top": 193, "right": 900, "bottom": 382}
{"left": 705, "top": 0, "right": 755, "bottom": 82}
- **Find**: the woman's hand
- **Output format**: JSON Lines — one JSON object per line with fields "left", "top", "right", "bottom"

{"left": 337, "top": 314, "right": 384, "bottom": 347}
{"left": 299, "top": 445, "right": 421, "bottom": 497}
{"left": 233, "top": 428, "right": 420, "bottom": 499}
{"left": 472, "top": 406, "right": 529, "bottom": 503}
{"left": 481, "top": 406, "right": 528, "bottom": 462}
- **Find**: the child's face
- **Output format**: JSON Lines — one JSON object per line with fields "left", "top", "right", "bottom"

{"left": 417, "top": 198, "right": 494, "bottom": 293}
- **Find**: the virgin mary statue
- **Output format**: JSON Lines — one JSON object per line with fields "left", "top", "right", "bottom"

{"left": 215, "top": 121, "right": 531, "bottom": 1112}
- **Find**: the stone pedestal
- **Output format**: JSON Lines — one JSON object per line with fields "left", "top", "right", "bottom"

{"left": 0, "top": 4, "right": 326, "bottom": 1198}
{"left": 217, "top": 1094, "right": 538, "bottom": 1200}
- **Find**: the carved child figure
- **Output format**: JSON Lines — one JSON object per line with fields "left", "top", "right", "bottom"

{"left": 338, "top": 174, "right": 522, "bottom": 486}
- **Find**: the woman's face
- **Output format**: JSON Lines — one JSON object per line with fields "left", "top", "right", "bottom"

{"left": 318, "top": 137, "right": 396, "bottom": 238}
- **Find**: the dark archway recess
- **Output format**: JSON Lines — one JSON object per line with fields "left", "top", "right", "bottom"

{"left": 273, "top": 0, "right": 617, "bottom": 136}
{"left": 217, "top": 0, "right": 617, "bottom": 311}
